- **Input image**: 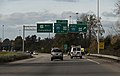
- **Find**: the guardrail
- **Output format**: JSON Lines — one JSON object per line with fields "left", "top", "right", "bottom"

{"left": 90, "top": 54, "right": 120, "bottom": 61}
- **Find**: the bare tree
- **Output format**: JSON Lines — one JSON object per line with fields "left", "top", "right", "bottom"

{"left": 115, "top": 0, "right": 120, "bottom": 15}
{"left": 115, "top": 0, "right": 120, "bottom": 34}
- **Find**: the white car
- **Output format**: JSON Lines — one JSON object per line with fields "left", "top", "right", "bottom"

{"left": 33, "top": 51, "right": 38, "bottom": 55}
{"left": 70, "top": 46, "right": 82, "bottom": 59}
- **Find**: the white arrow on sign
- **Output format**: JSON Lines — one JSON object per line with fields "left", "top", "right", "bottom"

{"left": 83, "top": 27, "right": 86, "bottom": 30}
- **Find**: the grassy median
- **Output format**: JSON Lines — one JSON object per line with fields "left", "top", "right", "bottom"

{"left": 0, "top": 52, "right": 32, "bottom": 63}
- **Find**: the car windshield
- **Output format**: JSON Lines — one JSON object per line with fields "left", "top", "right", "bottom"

{"left": 52, "top": 49, "right": 62, "bottom": 52}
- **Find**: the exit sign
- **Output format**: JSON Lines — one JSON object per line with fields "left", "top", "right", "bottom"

{"left": 37, "top": 23, "right": 53, "bottom": 33}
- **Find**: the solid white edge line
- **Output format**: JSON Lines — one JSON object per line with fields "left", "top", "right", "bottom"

{"left": 87, "top": 59, "right": 100, "bottom": 64}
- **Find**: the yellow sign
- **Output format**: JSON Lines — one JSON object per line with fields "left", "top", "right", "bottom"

{"left": 99, "top": 42, "right": 104, "bottom": 49}
{"left": 81, "top": 48, "right": 84, "bottom": 52}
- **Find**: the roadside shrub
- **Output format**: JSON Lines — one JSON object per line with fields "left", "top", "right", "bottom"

{"left": 0, "top": 52, "right": 32, "bottom": 63}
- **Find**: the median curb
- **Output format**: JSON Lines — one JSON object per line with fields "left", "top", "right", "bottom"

{"left": 89, "top": 54, "right": 120, "bottom": 61}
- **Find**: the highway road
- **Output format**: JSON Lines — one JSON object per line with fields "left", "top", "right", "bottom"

{"left": 0, "top": 53, "right": 120, "bottom": 76}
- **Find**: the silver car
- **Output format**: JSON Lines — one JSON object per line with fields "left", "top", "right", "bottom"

{"left": 51, "top": 48, "right": 63, "bottom": 61}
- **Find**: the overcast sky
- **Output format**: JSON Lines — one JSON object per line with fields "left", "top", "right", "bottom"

{"left": 0, "top": 0, "right": 118, "bottom": 40}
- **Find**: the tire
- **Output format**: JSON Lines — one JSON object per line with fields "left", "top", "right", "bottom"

{"left": 80, "top": 56, "right": 82, "bottom": 59}
{"left": 71, "top": 56, "right": 73, "bottom": 59}
{"left": 61, "top": 58, "right": 63, "bottom": 61}
{"left": 51, "top": 58, "right": 53, "bottom": 61}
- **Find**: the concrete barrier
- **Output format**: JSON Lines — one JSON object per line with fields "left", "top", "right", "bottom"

{"left": 90, "top": 54, "right": 120, "bottom": 61}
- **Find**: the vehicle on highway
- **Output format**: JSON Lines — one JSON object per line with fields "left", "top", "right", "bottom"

{"left": 51, "top": 48, "right": 63, "bottom": 61}
{"left": 70, "top": 46, "right": 82, "bottom": 59}
{"left": 26, "top": 51, "right": 38, "bottom": 55}
{"left": 26, "top": 51, "right": 32, "bottom": 54}
{"left": 33, "top": 51, "right": 38, "bottom": 55}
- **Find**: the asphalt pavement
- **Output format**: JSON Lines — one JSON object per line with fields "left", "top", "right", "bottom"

{"left": 0, "top": 53, "right": 120, "bottom": 76}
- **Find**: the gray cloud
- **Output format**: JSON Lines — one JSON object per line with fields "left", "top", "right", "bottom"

{"left": 7, "top": 0, "right": 24, "bottom": 1}
{"left": 53, "top": 0, "right": 79, "bottom": 2}
{"left": 0, "top": 11, "right": 78, "bottom": 27}
{"left": 102, "top": 12, "right": 116, "bottom": 17}
{"left": 0, "top": 11, "right": 59, "bottom": 26}
{"left": 0, "top": 11, "right": 118, "bottom": 39}
{"left": 61, "top": 11, "right": 79, "bottom": 19}
{"left": 0, "top": 11, "right": 117, "bottom": 27}
{"left": 0, "top": 11, "right": 78, "bottom": 39}
{"left": 0, "top": 0, "right": 24, "bottom": 2}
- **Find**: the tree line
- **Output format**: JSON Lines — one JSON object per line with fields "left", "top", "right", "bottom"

{"left": 0, "top": 33, "right": 89, "bottom": 53}
{"left": 0, "top": 33, "right": 120, "bottom": 56}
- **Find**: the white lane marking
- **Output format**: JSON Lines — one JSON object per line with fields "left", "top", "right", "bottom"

{"left": 87, "top": 59, "right": 100, "bottom": 64}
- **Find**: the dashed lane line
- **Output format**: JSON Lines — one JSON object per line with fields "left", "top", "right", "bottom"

{"left": 87, "top": 59, "right": 100, "bottom": 64}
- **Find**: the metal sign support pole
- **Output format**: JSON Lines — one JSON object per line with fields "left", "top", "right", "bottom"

{"left": 23, "top": 25, "right": 25, "bottom": 52}
{"left": 22, "top": 25, "right": 37, "bottom": 52}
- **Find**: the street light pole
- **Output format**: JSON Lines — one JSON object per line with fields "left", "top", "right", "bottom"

{"left": 2, "top": 25, "right": 4, "bottom": 42}
{"left": 49, "top": 32, "right": 50, "bottom": 39}
{"left": 97, "top": 0, "right": 100, "bottom": 20}
{"left": 76, "top": 13, "right": 79, "bottom": 23}
{"left": 97, "top": 0, "right": 100, "bottom": 54}
{"left": 69, "top": 16, "right": 72, "bottom": 24}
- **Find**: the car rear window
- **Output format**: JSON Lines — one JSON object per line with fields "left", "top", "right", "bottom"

{"left": 73, "top": 48, "right": 76, "bottom": 51}
{"left": 52, "top": 49, "right": 62, "bottom": 52}
{"left": 77, "top": 48, "right": 81, "bottom": 51}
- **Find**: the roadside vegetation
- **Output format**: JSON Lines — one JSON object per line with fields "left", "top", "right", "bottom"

{"left": 0, "top": 52, "right": 32, "bottom": 63}
{"left": 89, "top": 35, "right": 120, "bottom": 57}
{"left": 90, "top": 0, "right": 120, "bottom": 56}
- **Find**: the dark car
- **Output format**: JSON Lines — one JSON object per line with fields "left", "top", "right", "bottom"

{"left": 51, "top": 48, "right": 63, "bottom": 61}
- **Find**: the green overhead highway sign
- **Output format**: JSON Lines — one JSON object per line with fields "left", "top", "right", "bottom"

{"left": 69, "top": 24, "right": 87, "bottom": 33}
{"left": 37, "top": 23, "right": 53, "bottom": 33}
{"left": 77, "top": 21, "right": 87, "bottom": 25}
{"left": 54, "top": 23, "right": 68, "bottom": 33}
{"left": 56, "top": 20, "right": 68, "bottom": 23}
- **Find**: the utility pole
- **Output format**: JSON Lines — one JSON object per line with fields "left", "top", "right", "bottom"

{"left": 76, "top": 13, "right": 79, "bottom": 24}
